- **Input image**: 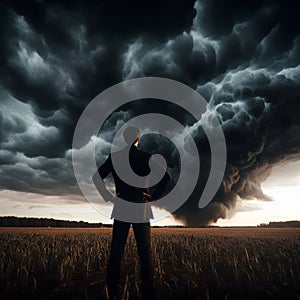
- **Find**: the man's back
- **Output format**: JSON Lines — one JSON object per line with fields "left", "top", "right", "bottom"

{"left": 98, "top": 144, "right": 152, "bottom": 203}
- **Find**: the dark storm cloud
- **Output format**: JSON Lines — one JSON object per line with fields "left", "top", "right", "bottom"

{"left": 0, "top": 0, "right": 196, "bottom": 197}
{"left": 0, "top": 0, "right": 299, "bottom": 225}
{"left": 121, "top": 0, "right": 300, "bottom": 225}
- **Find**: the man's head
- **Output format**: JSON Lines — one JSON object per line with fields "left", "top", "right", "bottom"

{"left": 123, "top": 126, "right": 140, "bottom": 147}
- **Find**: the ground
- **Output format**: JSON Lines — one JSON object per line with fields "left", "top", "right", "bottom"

{"left": 0, "top": 227, "right": 299, "bottom": 299}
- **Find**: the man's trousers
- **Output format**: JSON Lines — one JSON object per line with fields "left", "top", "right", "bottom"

{"left": 106, "top": 219, "right": 155, "bottom": 299}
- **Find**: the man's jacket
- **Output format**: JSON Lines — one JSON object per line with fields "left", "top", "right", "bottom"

{"left": 93, "top": 144, "right": 170, "bottom": 221}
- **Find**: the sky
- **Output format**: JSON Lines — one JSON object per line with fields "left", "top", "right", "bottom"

{"left": 0, "top": 0, "right": 299, "bottom": 226}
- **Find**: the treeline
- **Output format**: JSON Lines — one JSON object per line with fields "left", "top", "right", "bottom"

{"left": 258, "top": 221, "right": 300, "bottom": 228}
{"left": 0, "top": 216, "right": 110, "bottom": 228}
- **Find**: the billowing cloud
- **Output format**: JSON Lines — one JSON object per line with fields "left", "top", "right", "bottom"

{"left": 0, "top": 0, "right": 299, "bottom": 225}
{"left": 120, "top": 0, "right": 300, "bottom": 225}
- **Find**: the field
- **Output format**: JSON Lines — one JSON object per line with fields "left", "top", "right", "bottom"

{"left": 0, "top": 227, "right": 299, "bottom": 299}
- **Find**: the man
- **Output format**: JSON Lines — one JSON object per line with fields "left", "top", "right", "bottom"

{"left": 93, "top": 126, "right": 170, "bottom": 300}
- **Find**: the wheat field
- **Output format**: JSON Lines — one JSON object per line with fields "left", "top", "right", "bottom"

{"left": 0, "top": 227, "right": 299, "bottom": 299}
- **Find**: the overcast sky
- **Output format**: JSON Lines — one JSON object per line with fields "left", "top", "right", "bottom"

{"left": 0, "top": 0, "right": 299, "bottom": 226}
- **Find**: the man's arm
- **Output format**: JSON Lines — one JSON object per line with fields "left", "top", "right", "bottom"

{"left": 97, "top": 154, "right": 112, "bottom": 179}
{"left": 147, "top": 159, "right": 171, "bottom": 200}
{"left": 150, "top": 170, "right": 171, "bottom": 200}
{"left": 92, "top": 154, "right": 113, "bottom": 202}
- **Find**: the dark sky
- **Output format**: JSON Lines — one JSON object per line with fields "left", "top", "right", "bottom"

{"left": 0, "top": 0, "right": 299, "bottom": 225}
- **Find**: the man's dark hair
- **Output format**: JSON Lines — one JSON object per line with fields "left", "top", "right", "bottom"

{"left": 123, "top": 126, "right": 140, "bottom": 145}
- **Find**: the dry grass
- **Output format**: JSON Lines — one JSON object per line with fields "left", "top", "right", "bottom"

{"left": 0, "top": 227, "right": 299, "bottom": 299}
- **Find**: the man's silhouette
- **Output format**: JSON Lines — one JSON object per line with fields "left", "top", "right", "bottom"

{"left": 93, "top": 126, "right": 170, "bottom": 300}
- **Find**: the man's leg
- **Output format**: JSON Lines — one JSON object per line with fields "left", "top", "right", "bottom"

{"left": 132, "top": 222, "right": 155, "bottom": 298}
{"left": 106, "top": 219, "right": 130, "bottom": 300}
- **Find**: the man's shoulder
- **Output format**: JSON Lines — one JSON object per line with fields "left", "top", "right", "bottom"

{"left": 112, "top": 146, "right": 152, "bottom": 160}
{"left": 135, "top": 147, "right": 152, "bottom": 158}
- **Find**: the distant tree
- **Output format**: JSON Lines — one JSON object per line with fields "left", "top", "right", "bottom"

{"left": 257, "top": 221, "right": 300, "bottom": 228}
{"left": 0, "top": 216, "right": 104, "bottom": 228}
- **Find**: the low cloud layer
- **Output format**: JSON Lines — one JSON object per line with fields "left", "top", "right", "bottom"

{"left": 0, "top": 0, "right": 299, "bottom": 225}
